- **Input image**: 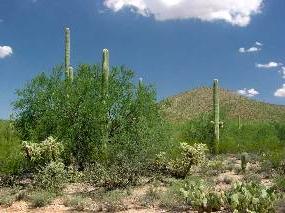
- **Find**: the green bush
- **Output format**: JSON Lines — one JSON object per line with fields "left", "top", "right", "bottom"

{"left": 84, "top": 151, "right": 142, "bottom": 189}
{"left": 226, "top": 181, "right": 279, "bottom": 213}
{"left": 34, "top": 161, "right": 67, "bottom": 193}
{"left": 63, "top": 195, "right": 92, "bottom": 211}
{"left": 273, "top": 175, "right": 285, "bottom": 192}
{"left": 0, "top": 120, "right": 25, "bottom": 175}
{"left": 29, "top": 190, "right": 56, "bottom": 208}
{"left": 14, "top": 65, "right": 168, "bottom": 171}
{"left": 0, "top": 194, "right": 15, "bottom": 207}
{"left": 156, "top": 143, "right": 208, "bottom": 178}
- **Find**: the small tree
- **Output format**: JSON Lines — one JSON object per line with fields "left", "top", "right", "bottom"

{"left": 13, "top": 64, "right": 167, "bottom": 170}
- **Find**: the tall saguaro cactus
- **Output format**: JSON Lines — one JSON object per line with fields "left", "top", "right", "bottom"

{"left": 101, "top": 49, "right": 110, "bottom": 152}
{"left": 64, "top": 27, "right": 74, "bottom": 81}
{"left": 64, "top": 28, "right": 71, "bottom": 76}
{"left": 211, "top": 79, "right": 223, "bottom": 154}
{"left": 102, "top": 49, "right": 110, "bottom": 97}
{"left": 213, "top": 79, "right": 220, "bottom": 143}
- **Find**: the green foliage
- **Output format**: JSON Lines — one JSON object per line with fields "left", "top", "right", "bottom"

{"left": 0, "top": 120, "right": 25, "bottom": 175}
{"left": 84, "top": 159, "right": 140, "bottom": 190}
{"left": 273, "top": 175, "right": 285, "bottom": 192}
{"left": 63, "top": 195, "right": 92, "bottom": 211}
{"left": 14, "top": 64, "right": 168, "bottom": 170}
{"left": 180, "top": 178, "right": 224, "bottom": 212}
{"left": 99, "top": 189, "right": 128, "bottom": 212}
{"left": 155, "top": 143, "right": 208, "bottom": 178}
{"left": 34, "top": 161, "right": 67, "bottom": 193}
{"left": 226, "top": 181, "right": 279, "bottom": 213}
{"left": 0, "top": 194, "right": 15, "bottom": 207}
{"left": 29, "top": 190, "right": 56, "bottom": 207}
{"left": 180, "top": 113, "right": 285, "bottom": 157}
{"left": 261, "top": 149, "right": 285, "bottom": 170}
{"left": 22, "top": 136, "right": 63, "bottom": 168}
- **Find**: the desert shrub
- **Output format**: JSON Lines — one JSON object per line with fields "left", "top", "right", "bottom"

{"left": 0, "top": 120, "right": 25, "bottom": 175}
{"left": 273, "top": 175, "right": 285, "bottom": 192}
{"left": 225, "top": 181, "right": 279, "bottom": 213}
{"left": 63, "top": 195, "right": 92, "bottom": 211}
{"left": 180, "top": 178, "right": 224, "bottom": 212}
{"left": 22, "top": 136, "right": 63, "bottom": 168}
{"left": 155, "top": 143, "right": 208, "bottom": 178}
{"left": 84, "top": 151, "right": 143, "bottom": 189}
{"left": 261, "top": 149, "right": 285, "bottom": 170}
{"left": 14, "top": 64, "right": 168, "bottom": 171}
{"left": 28, "top": 190, "right": 56, "bottom": 207}
{"left": 0, "top": 194, "right": 15, "bottom": 207}
{"left": 34, "top": 161, "right": 67, "bottom": 193}
{"left": 99, "top": 189, "right": 128, "bottom": 212}
{"left": 159, "top": 180, "right": 186, "bottom": 210}
{"left": 140, "top": 186, "right": 161, "bottom": 206}
{"left": 243, "top": 173, "right": 262, "bottom": 184}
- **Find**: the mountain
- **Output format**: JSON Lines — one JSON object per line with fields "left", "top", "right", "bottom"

{"left": 160, "top": 87, "right": 285, "bottom": 123}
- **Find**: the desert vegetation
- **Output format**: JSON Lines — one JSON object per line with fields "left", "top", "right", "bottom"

{"left": 0, "top": 28, "right": 285, "bottom": 212}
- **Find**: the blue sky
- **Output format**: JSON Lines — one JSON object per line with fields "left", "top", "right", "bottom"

{"left": 0, "top": 0, "right": 284, "bottom": 118}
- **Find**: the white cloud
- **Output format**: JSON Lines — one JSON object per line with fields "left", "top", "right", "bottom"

{"left": 0, "top": 46, "right": 13, "bottom": 59}
{"left": 256, "top": 61, "right": 283, "bottom": 69}
{"left": 237, "top": 88, "right": 259, "bottom": 97}
{"left": 274, "top": 84, "right": 285, "bottom": 97}
{"left": 239, "top": 41, "right": 263, "bottom": 53}
{"left": 279, "top": 67, "right": 285, "bottom": 79}
{"left": 239, "top": 46, "right": 261, "bottom": 53}
{"left": 103, "top": 0, "right": 263, "bottom": 27}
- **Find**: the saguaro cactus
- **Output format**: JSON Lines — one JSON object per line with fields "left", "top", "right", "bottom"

{"left": 241, "top": 152, "right": 248, "bottom": 172}
{"left": 211, "top": 79, "right": 223, "bottom": 154}
{"left": 139, "top": 77, "right": 143, "bottom": 88}
{"left": 101, "top": 49, "right": 110, "bottom": 151}
{"left": 68, "top": 66, "right": 74, "bottom": 82}
{"left": 238, "top": 115, "right": 241, "bottom": 129}
{"left": 102, "top": 49, "right": 110, "bottom": 97}
{"left": 64, "top": 27, "right": 71, "bottom": 77}
{"left": 213, "top": 79, "right": 220, "bottom": 141}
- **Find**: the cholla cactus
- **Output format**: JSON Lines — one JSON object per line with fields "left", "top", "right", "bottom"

{"left": 211, "top": 79, "right": 223, "bottom": 154}
{"left": 22, "top": 136, "right": 63, "bottom": 166}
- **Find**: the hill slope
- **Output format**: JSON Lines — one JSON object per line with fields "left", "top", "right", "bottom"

{"left": 161, "top": 87, "right": 285, "bottom": 123}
